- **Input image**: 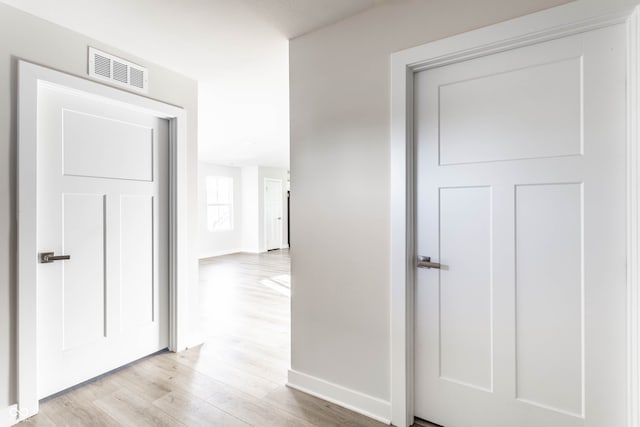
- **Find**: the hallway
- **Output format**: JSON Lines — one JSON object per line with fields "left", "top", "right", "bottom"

{"left": 20, "top": 250, "right": 386, "bottom": 426}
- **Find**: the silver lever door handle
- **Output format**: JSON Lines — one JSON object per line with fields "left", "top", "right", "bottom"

{"left": 417, "top": 256, "right": 441, "bottom": 269}
{"left": 40, "top": 252, "right": 71, "bottom": 263}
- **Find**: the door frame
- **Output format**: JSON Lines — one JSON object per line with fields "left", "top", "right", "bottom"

{"left": 390, "top": 2, "right": 640, "bottom": 427}
{"left": 16, "top": 61, "right": 190, "bottom": 421}
{"left": 264, "top": 178, "right": 284, "bottom": 250}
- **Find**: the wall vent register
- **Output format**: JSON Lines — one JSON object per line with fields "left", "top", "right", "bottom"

{"left": 88, "top": 47, "right": 148, "bottom": 93}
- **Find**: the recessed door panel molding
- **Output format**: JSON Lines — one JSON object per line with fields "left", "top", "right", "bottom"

{"left": 515, "top": 183, "right": 583, "bottom": 417}
{"left": 63, "top": 109, "right": 153, "bottom": 181}
{"left": 439, "top": 186, "right": 493, "bottom": 392}
{"left": 120, "top": 195, "right": 154, "bottom": 327}
{"left": 62, "top": 193, "right": 106, "bottom": 351}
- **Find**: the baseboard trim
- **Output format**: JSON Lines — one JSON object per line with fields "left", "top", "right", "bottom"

{"left": 287, "top": 369, "right": 391, "bottom": 425}
{"left": 239, "top": 248, "right": 261, "bottom": 254}
{"left": 198, "top": 248, "right": 243, "bottom": 259}
{"left": 2, "top": 404, "right": 21, "bottom": 427}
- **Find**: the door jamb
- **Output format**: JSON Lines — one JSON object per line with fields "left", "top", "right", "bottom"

{"left": 16, "top": 61, "right": 189, "bottom": 421}
{"left": 389, "top": 3, "right": 640, "bottom": 427}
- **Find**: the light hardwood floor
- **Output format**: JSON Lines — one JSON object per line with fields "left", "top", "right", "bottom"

{"left": 19, "top": 250, "right": 389, "bottom": 427}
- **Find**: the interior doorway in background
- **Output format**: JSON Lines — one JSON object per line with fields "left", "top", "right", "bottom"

{"left": 265, "top": 178, "right": 284, "bottom": 251}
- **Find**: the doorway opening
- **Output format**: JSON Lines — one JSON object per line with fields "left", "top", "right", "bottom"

{"left": 195, "top": 163, "right": 292, "bottom": 403}
{"left": 265, "top": 178, "right": 284, "bottom": 251}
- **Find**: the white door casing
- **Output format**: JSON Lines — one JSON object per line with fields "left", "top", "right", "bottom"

{"left": 36, "top": 83, "right": 169, "bottom": 398}
{"left": 414, "top": 24, "right": 624, "bottom": 427}
{"left": 265, "top": 178, "right": 283, "bottom": 250}
{"left": 390, "top": 2, "right": 640, "bottom": 427}
{"left": 17, "top": 61, "right": 189, "bottom": 421}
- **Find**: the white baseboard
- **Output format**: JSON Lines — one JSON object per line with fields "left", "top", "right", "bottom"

{"left": 287, "top": 369, "right": 391, "bottom": 425}
{"left": 198, "top": 248, "right": 243, "bottom": 259}
{"left": 1, "top": 404, "right": 20, "bottom": 427}
{"left": 239, "top": 248, "right": 260, "bottom": 254}
{"left": 199, "top": 246, "right": 289, "bottom": 259}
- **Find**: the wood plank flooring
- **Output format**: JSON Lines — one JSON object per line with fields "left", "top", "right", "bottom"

{"left": 19, "top": 250, "right": 389, "bottom": 427}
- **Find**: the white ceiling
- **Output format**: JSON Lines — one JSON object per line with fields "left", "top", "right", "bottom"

{"left": 0, "top": 0, "right": 388, "bottom": 168}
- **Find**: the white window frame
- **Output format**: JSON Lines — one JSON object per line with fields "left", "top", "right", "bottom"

{"left": 205, "top": 176, "right": 234, "bottom": 232}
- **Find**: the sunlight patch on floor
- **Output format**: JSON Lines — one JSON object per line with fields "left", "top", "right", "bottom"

{"left": 259, "top": 274, "right": 291, "bottom": 296}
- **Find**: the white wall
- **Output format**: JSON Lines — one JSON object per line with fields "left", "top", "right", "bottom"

{"left": 198, "top": 163, "right": 243, "bottom": 258}
{"left": 288, "top": 0, "right": 572, "bottom": 416}
{"left": 0, "top": 2, "right": 200, "bottom": 418}
{"left": 198, "top": 68, "right": 290, "bottom": 168}
{"left": 241, "top": 166, "right": 260, "bottom": 253}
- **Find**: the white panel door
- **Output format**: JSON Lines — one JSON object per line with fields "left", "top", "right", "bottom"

{"left": 414, "top": 24, "right": 627, "bottom": 427}
{"left": 37, "top": 83, "right": 169, "bottom": 398}
{"left": 265, "top": 178, "right": 283, "bottom": 251}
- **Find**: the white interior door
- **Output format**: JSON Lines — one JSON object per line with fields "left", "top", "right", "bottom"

{"left": 414, "top": 24, "right": 627, "bottom": 427}
{"left": 37, "top": 83, "right": 169, "bottom": 398}
{"left": 265, "top": 178, "right": 283, "bottom": 251}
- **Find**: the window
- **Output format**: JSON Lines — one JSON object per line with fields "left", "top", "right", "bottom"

{"left": 206, "top": 176, "right": 233, "bottom": 231}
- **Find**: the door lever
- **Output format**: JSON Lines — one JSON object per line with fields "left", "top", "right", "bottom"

{"left": 40, "top": 252, "right": 71, "bottom": 263}
{"left": 417, "top": 256, "right": 441, "bottom": 269}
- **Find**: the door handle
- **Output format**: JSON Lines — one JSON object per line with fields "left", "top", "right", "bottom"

{"left": 417, "top": 256, "right": 441, "bottom": 269}
{"left": 40, "top": 252, "right": 71, "bottom": 263}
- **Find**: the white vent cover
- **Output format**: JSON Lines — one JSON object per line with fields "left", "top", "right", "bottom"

{"left": 88, "top": 47, "right": 148, "bottom": 93}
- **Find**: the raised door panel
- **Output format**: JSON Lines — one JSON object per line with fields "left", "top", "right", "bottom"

{"left": 62, "top": 193, "right": 106, "bottom": 350}
{"left": 439, "top": 186, "right": 493, "bottom": 391}
{"left": 515, "top": 184, "right": 583, "bottom": 417}
{"left": 120, "top": 195, "right": 154, "bottom": 327}
{"left": 63, "top": 110, "right": 153, "bottom": 181}
{"left": 439, "top": 57, "right": 582, "bottom": 165}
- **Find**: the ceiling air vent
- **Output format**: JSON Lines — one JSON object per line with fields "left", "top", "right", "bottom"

{"left": 88, "top": 47, "right": 148, "bottom": 93}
